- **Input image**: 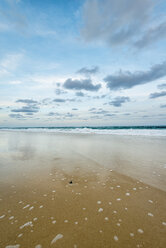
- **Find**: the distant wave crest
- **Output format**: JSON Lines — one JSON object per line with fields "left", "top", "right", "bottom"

{"left": 0, "top": 126, "right": 166, "bottom": 136}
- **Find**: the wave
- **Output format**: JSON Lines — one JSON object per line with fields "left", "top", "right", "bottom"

{"left": 0, "top": 126, "right": 166, "bottom": 136}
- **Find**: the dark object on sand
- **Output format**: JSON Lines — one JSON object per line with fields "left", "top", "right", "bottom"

{"left": 69, "top": 181, "right": 73, "bottom": 184}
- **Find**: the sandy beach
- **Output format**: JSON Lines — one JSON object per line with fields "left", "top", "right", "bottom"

{"left": 0, "top": 131, "right": 166, "bottom": 248}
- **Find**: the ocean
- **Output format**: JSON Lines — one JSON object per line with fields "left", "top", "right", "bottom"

{"left": 0, "top": 126, "right": 166, "bottom": 136}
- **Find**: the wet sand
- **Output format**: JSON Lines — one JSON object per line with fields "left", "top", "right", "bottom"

{"left": 0, "top": 131, "right": 166, "bottom": 248}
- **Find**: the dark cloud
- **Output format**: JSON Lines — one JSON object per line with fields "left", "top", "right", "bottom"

{"left": 11, "top": 98, "right": 40, "bottom": 116}
{"left": 92, "top": 94, "right": 107, "bottom": 99}
{"left": 104, "top": 113, "right": 116, "bottom": 117}
{"left": 160, "top": 104, "right": 166, "bottom": 108}
{"left": 41, "top": 98, "right": 52, "bottom": 105}
{"left": 91, "top": 110, "right": 109, "bottom": 115}
{"left": 11, "top": 106, "right": 39, "bottom": 114}
{"left": 77, "top": 66, "right": 99, "bottom": 75}
{"left": 149, "top": 91, "right": 166, "bottom": 99}
{"left": 63, "top": 78, "right": 101, "bottom": 91}
{"left": 65, "top": 112, "right": 75, "bottom": 118}
{"left": 16, "top": 99, "right": 38, "bottom": 104}
{"left": 135, "top": 21, "right": 166, "bottom": 48}
{"left": 81, "top": 0, "right": 165, "bottom": 48}
{"left": 89, "top": 108, "right": 96, "bottom": 111}
{"left": 109, "top": 96, "right": 130, "bottom": 107}
{"left": 9, "top": 113, "right": 25, "bottom": 119}
{"left": 104, "top": 61, "right": 166, "bottom": 90}
{"left": 72, "top": 108, "right": 78, "bottom": 110}
{"left": 47, "top": 112, "right": 61, "bottom": 116}
{"left": 158, "top": 83, "right": 166, "bottom": 89}
{"left": 55, "top": 88, "right": 67, "bottom": 95}
{"left": 53, "top": 98, "right": 66, "bottom": 103}
{"left": 75, "top": 92, "right": 85, "bottom": 97}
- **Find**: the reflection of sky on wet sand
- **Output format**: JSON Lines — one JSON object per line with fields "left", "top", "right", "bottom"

{"left": 0, "top": 131, "right": 166, "bottom": 248}
{"left": 0, "top": 131, "right": 166, "bottom": 190}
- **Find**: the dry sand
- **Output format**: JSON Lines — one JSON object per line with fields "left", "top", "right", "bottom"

{"left": 0, "top": 131, "right": 166, "bottom": 248}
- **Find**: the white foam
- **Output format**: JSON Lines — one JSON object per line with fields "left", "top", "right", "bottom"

{"left": 114, "top": 236, "right": 119, "bottom": 241}
{"left": 3, "top": 127, "right": 166, "bottom": 136}
{"left": 9, "top": 216, "right": 14, "bottom": 220}
{"left": 148, "top": 213, "right": 154, "bottom": 217}
{"left": 17, "top": 234, "right": 23, "bottom": 238}
{"left": 137, "top": 229, "right": 144, "bottom": 234}
{"left": 0, "top": 214, "right": 5, "bottom": 219}
{"left": 20, "top": 221, "right": 33, "bottom": 229}
{"left": 23, "top": 204, "right": 30, "bottom": 209}
{"left": 51, "top": 234, "right": 63, "bottom": 245}
{"left": 5, "top": 245, "right": 20, "bottom": 248}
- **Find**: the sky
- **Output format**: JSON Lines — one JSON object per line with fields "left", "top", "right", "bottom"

{"left": 0, "top": 0, "right": 166, "bottom": 127}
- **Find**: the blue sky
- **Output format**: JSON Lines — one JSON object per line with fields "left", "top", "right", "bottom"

{"left": 0, "top": 0, "right": 166, "bottom": 127}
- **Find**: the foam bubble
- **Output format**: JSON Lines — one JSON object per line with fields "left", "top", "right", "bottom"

{"left": 5, "top": 245, "right": 20, "bottom": 248}
{"left": 51, "top": 234, "right": 63, "bottom": 244}
{"left": 0, "top": 215, "right": 5, "bottom": 219}
{"left": 148, "top": 213, "right": 154, "bottom": 217}
{"left": 20, "top": 221, "right": 33, "bottom": 229}
{"left": 137, "top": 229, "right": 144, "bottom": 234}
{"left": 114, "top": 236, "right": 118, "bottom": 241}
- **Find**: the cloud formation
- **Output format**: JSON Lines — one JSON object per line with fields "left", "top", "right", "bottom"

{"left": 11, "top": 106, "right": 39, "bottom": 114}
{"left": 135, "top": 21, "right": 166, "bottom": 48}
{"left": 158, "top": 83, "right": 166, "bottom": 89}
{"left": 160, "top": 104, "right": 166, "bottom": 108}
{"left": 63, "top": 78, "right": 101, "bottom": 91}
{"left": 53, "top": 98, "right": 66, "bottom": 103}
{"left": 75, "top": 92, "right": 85, "bottom": 97}
{"left": 77, "top": 66, "right": 99, "bottom": 76}
{"left": 81, "top": 0, "right": 165, "bottom": 48}
{"left": 109, "top": 96, "right": 130, "bottom": 107}
{"left": 11, "top": 98, "right": 40, "bottom": 116}
{"left": 16, "top": 99, "right": 38, "bottom": 104}
{"left": 104, "top": 61, "right": 166, "bottom": 90}
{"left": 149, "top": 91, "right": 166, "bottom": 99}
{"left": 9, "top": 113, "right": 25, "bottom": 119}
{"left": 55, "top": 88, "right": 67, "bottom": 95}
